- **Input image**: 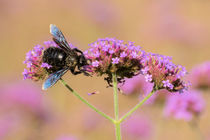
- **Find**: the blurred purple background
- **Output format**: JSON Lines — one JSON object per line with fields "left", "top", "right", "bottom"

{"left": 0, "top": 0, "right": 210, "bottom": 139}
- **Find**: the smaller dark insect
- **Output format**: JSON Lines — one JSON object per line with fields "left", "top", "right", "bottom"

{"left": 42, "top": 24, "right": 89, "bottom": 90}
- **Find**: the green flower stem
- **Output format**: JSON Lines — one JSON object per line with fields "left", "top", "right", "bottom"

{"left": 119, "top": 89, "right": 156, "bottom": 123}
{"left": 59, "top": 79, "right": 115, "bottom": 123}
{"left": 60, "top": 76, "right": 156, "bottom": 140}
{"left": 112, "top": 73, "right": 122, "bottom": 140}
{"left": 115, "top": 122, "right": 121, "bottom": 140}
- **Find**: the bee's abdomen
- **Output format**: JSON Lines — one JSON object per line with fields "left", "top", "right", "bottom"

{"left": 42, "top": 47, "right": 67, "bottom": 72}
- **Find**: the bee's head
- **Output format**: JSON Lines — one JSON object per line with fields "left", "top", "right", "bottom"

{"left": 79, "top": 55, "right": 89, "bottom": 66}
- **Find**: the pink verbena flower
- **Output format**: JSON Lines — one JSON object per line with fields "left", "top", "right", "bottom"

{"left": 0, "top": 80, "right": 51, "bottom": 139}
{"left": 145, "top": 74, "right": 152, "bottom": 82}
{"left": 41, "top": 62, "right": 52, "bottom": 69}
{"left": 23, "top": 41, "right": 77, "bottom": 81}
{"left": 162, "top": 80, "right": 174, "bottom": 90}
{"left": 92, "top": 60, "right": 100, "bottom": 67}
{"left": 81, "top": 108, "right": 102, "bottom": 131}
{"left": 118, "top": 74, "right": 153, "bottom": 96}
{"left": 141, "top": 53, "right": 189, "bottom": 92}
{"left": 0, "top": 81, "right": 47, "bottom": 117}
{"left": 122, "top": 115, "right": 153, "bottom": 139}
{"left": 163, "top": 90, "right": 205, "bottom": 121}
{"left": 118, "top": 74, "right": 157, "bottom": 104}
{"left": 22, "top": 42, "right": 55, "bottom": 81}
{"left": 84, "top": 38, "right": 145, "bottom": 85}
{"left": 112, "top": 57, "right": 120, "bottom": 64}
{"left": 189, "top": 61, "right": 210, "bottom": 90}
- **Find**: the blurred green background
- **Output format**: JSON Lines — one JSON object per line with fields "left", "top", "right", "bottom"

{"left": 0, "top": 0, "right": 210, "bottom": 140}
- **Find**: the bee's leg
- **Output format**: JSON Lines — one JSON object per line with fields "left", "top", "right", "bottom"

{"left": 70, "top": 66, "right": 90, "bottom": 76}
{"left": 81, "top": 70, "right": 91, "bottom": 76}
{"left": 70, "top": 66, "right": 82, "bottom": 75}
{"left": 71, "top": 70, "right": 82, "bottom": 75}
{"left": 73, "top": 69, "right": 90, "bottom": 76}
{"left": 76, "top": 62, "right": 91, "bottom": 76}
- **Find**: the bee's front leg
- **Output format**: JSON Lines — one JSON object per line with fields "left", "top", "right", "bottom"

{"left": 70, "top": 66, "right": 82, "bottom": 75}
{"left": 77, "top": 64, "right": 91, "bottom": 76}
{"left": 70, "top": 66, "right": 90, "bottom": 76}
{"left": 79, "top": 69, "right": 91, "bottom": 76}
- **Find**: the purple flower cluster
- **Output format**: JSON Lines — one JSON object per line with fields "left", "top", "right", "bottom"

{"left": 84, "top": 38, "right": 145, "bottom": 85}
{"left": 190, "top": 61, "right": 210, "bottom": 89}
{"left": 22, "top": 41, "right": 57, "bottom": 81}
{"left": 118, "top": 74, "right": 157, "bottom": 104}
{"left": 23, "top": 36, "right": 189, "bottom": 93}
{"left": 84, "top": 38, "right": 188, "bottom": 91}
{"left": 164, "top": 90, "right": 205, "bottom": 121}
{"left": 141, "top": 53, "right": 189, "bottom": 92}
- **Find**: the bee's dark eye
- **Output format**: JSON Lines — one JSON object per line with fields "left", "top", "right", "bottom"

{"left": 79, "top": 56, "right": 86, "bottom": 64}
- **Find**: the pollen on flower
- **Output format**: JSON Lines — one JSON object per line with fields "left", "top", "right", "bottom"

{"left": 84, "top": 38, "right": 145, "bottom": 86}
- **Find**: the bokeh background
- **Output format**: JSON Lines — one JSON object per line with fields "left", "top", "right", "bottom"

{"left": 0, "top": 0, "right": 210, "bottom": 140}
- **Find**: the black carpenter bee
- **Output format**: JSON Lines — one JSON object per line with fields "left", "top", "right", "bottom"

{"left": 42, "top": 24, "right": 89, "bottom": 90}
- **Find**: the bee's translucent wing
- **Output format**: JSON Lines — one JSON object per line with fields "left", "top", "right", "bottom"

{"left": 42, "top": 69, "right": 68, "bottom": 90}
{"left": 50, "top": 24, "right": 71, "bottom": 52}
